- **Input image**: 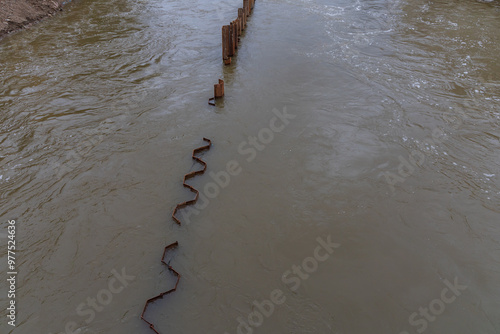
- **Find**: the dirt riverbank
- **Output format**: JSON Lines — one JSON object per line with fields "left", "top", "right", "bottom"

{"left": 0, "top": 0, "right": 65, "bottom": 40}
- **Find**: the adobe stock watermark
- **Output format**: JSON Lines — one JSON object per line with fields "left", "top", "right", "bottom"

{"left": 179, "top": 106, "right": 296, "bottom": 225}
{"left": 48, "top": 267, "right": 135, "bottom": 334}
{"left": 224, "top": 235, "right": 341, "bottom": 334}
{"left": 399, "top": 277, "right": 467, "bottom": 334}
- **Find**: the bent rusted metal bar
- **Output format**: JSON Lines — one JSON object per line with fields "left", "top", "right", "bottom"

{"left": 171, "top": 138, "right": 212, "bottom": 225}
{"left": 209, "top": 79, "right": 224, "bottom": 105}
{"left": 141, "top": 241, "right": 180, "bottom": 334}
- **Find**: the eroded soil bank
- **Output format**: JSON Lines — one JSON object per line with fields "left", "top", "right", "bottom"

{"left": 0, "top": 0, "right": 66, "bottom": 39}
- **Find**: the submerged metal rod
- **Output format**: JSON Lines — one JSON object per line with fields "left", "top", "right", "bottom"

{"left": 172, "top": 138, "right": 212, "bottom": 225}
{"left": 140, "top": 241, "right": 180, "bottom": 334}
{"left": 141, "top": 138, "right": 212, "bottom": 333}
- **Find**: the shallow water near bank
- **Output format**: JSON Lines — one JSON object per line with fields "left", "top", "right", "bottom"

{"left": 1, "top": 0, "right": 500, "bottom": 333}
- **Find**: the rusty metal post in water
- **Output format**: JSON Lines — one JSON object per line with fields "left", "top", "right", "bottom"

{"left": 244, "top": 0, "right": 250, "bottom": 16}
{"left": 229, "top": 21, "right": 236, "bottom": 56}
{"left": 214, "top": 79, "right": 224, "bottom": 98}
{"left": 233, "top": 20, "right": 239, "bottom": 49}
{"left": 238, "top": 8, "right": 244, "bottom": 32}
{"left": 236, "top": 18, "right": 241, "bottom": 38}
{"left": 222, "top": 25, "right": 231, "bottom": 65}
{"left": 209, "top": 79, "right": 224, "bottom": 105}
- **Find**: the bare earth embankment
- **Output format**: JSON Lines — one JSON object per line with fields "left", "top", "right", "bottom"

{"left": 0, "top": 0, "right": 65, "bottom": 39}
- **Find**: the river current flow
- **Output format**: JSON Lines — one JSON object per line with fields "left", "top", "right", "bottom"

{"left": 1, "top": 0, "right": 499, "bottom": 333}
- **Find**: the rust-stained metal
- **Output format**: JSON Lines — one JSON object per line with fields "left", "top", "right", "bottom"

{"left": 142, "top": 1, "right": 258, "bottom": 332}
{"left": 215, "top": 79, "right": 224, "bottom": 98}
{"left": 232, "top": 20, "right": 238, "bottom": 49}
{"left": 222, "top": 25, "right": 230, "bottom": 64}
{"left": 235, "top": 18, "right": 241, "bottom": 41}
{"left": 238, "top": 8, "right": 245, "bottom": 32}
{"left": 221, "top": 1, "right": 255, "bottom": 65}
{"left": 141, "top": 241, "right": 180, "bottom": 334}
{"left": 171, "top": 138, "right": 212, "bottom": 224}
{"left": 209, "top": 80, "right": 224, "bottom": 105}
{"left": 244, "top": 0, "right": 250, "bottom": 16}
{"left": 229, "top": 21, "right": 236, "bottom": 56}
{"left": 141, "top": 139, "right": 212, "bottom": 333}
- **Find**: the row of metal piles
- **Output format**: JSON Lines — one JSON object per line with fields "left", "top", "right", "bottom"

{"left": 222, "top": 0, "right": 255, "bottom": 65}
{"left": 210, "top": 0, "right": 255, "bottom": 104}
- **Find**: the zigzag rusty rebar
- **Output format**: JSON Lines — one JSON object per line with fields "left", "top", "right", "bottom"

{"left": 141, "top": 139, "right": 212, "bottom": 333}
{"left": 141, "top": 241, "right": 180, "bottom": 334}
{"left": 171, "top": 137, "right": 212, "bottom": 225}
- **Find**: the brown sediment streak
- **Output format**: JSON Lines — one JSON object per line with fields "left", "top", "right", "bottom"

{"left": 171, "top": 137, "right": 212, "bottom": 225}
{"left": 140, "top": 241, "right": 180, "bottom": 334}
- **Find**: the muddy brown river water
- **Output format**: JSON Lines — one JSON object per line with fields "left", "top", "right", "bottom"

{"left": 1, "top": 0, "right": 500, "bottom": 333}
